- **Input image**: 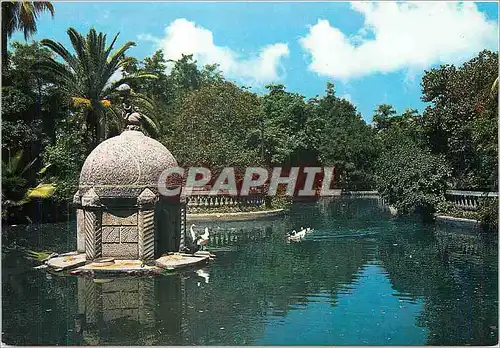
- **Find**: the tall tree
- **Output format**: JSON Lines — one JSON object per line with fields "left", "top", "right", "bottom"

{"left": 313, "top": 83, "right": 380, "bottom": 189}
{"left": 39, "top": 27, "right": 158, "bottom": 150}
{"left": 372, "top": 104, "right": 397, "bottom": 131}
{"left": 166, "top": 80, "right": 261, "bottom": 173}
{"left": 1, "top": 1, "right": 54, "bottom": 69}
{"left": 260, "top": 84, "right": 311, "bottom": 166}
{"left": 420, "top": 50, "right": 498, "bottom": 190}
{"left": 2, "top": 42, "right": 70, "bottom": 183}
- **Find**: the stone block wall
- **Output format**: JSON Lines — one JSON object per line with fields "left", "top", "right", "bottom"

{"left": 101, "top": 210, "right": 139, "bottom": 259}
{"left": 75, "top": 188, "right": 184, "bottom": 261}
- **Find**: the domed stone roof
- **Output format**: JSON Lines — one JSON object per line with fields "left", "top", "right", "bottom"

{"left": 79, "top": 130, "right": 178, "bottom": 198}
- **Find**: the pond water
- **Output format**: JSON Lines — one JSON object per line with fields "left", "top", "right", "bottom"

{"left": 2, "top": 197, "right": 498, "bottom": 345}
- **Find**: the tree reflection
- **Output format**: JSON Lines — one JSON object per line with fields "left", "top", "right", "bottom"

{"left": 2, "top": 198, "right": 497, "bottom": 345}
{"left": 378, "top": 223, "right": 498, "bottom": 345}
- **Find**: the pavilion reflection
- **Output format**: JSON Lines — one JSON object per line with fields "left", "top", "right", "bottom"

{"left": 75, "top": 277, "right": 160, "bottom": 345}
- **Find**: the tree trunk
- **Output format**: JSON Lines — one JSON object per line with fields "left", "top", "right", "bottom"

{"left": 86, "top": 109, "right": 99, "bottom": 152}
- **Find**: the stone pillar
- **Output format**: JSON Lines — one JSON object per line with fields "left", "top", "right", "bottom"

{"left": 82, "top": 188, "right": 102, "bottom": 261}
{"left": 138, "top": 188, "right": 157, "bottom": 261}
{"left": 73, "top": 191, "right": 86, "bottom": 253}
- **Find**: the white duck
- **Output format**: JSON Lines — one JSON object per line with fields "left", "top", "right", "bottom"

{"left": 197, "top": 227, "right": 210, "bottom": 249}
{"left": 190, "top": 224, "right": 198, "bottom": 240}
{"left": 189, "top": 224, "right": 210, "bottom": 250}
{"left": 287, "top": 228, "right": 306, "bottom": 242}
{"left": 305, "top": 227, "right": 314, "bottom": 234}
{"left": 295, "top": 227, "right": 307, "bottom": 238}
{"left": 188, "top": 224, "right": 202, "bottom": 254}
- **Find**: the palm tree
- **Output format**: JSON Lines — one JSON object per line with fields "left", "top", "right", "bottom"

{"left": 2, "top": 150, "right": 55, "bottom": 211}
{"left": 1, "top": 1, "right": 54, "bottom": 68}
{"left": 39, "top": 27, "right": 159, "bottom": 149}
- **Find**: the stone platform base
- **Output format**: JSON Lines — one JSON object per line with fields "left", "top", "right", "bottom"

{"left": 43, "top": 251, "right": 211, "bottom": 275}
{"left": 156, "top": 252, "right": 210, "bottom": 270}
{"left": 46, "top": 252, "right": 87, "bottom": 270}
{"left": 78, "top": 259, "right": 157, "bottom": 273}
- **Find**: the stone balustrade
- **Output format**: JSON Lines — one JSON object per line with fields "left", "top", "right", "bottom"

{"left": 206, "top": 227, "right": 272, "bottom": 248}
{"left": 445, "top": 190, "right": 498, "bottom": 211}
{"left": 341, "top": 190, "right": 498, "bottom": 212}
{"left": 186, "top": 193, "right": 264, "bottom": 213}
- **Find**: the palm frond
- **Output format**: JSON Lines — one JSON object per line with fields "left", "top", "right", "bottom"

{"left": 32, "top": 2, "right": 55, "bottom": 16}
{"left": 39, "top": 26, "right": 150, "bottom": 145}
{"left": 25, "top": 249, "right": 54, "bottom": 262}
{"left": 19, "top": 2, "right": 54, "bottom": 39}
{"left": 67, "top": 27, "right": 90, "bottom": 82}
{"left": 19, "top": 156, "right": 38, "bottom": 176}
{"left": 36, "top": 59, "right": 79, "bottom": 94}
{"left": 105, "top": 32, "right": 120, "bottom": 57}
{"left": 102, "top": 41, "right": 136, "bottom": 85}
{"left": 26, "top": 183, "right": 56, "bottom": 199}
{"left": 141, "top": 114, "right": 161, "bottom": 138}
{"left": 490, "top": 76, "right": 499, "bottom": 96}
{"left": 40, "top": 38, "right": 78, "bottom": 72}
{"left": 103, "top": 73, "right": 157, "bottom": 96}
{"left": 106, "top": 41, "right": 136, "bottom": 66}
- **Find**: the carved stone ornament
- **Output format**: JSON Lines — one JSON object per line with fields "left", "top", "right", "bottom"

{"left": 82, "top": 188, "right": 101, "bottom": 208}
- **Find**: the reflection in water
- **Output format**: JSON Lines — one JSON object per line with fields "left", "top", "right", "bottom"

{"left": 75, "top": 277, "right": 157, "bottom": 345}
{"left": 257, "top": 262, "right": 427, "bottom": 345}
{"left": 2, "top": 198, "right": 498, "bottom": 345}
{"left": 195, "top": 268, "right": 210, "bottom": 284}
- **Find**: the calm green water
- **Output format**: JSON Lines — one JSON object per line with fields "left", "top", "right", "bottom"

{"left": 2, "top": 198, "right": 498, "bottom": 345}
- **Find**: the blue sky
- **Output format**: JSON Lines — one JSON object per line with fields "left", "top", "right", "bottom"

{"left": 13, "top": 1, "right": 499, "bottom": 122}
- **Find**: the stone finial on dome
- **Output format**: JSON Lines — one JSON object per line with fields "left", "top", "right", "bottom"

{"left": 118, "top": 83, "right": 144, "bottom": 132}
{"left": 137, "top": 188, "right": 157, "bottom": 206}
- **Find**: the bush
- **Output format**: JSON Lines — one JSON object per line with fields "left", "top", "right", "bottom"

{"left": 478, "top": 198, "right": 498, "bottom": 233}
{"left": 376, "top": 140, "right": 451, "bottom": 220}
{"left": 41, "top": 117, "right": 87, "bottom": 202}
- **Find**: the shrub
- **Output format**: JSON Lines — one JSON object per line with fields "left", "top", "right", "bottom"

{"left": 41, "top": 117, "right": 87, "bottom": 202}
{"left": 376, "top": 141, "right": 451, "bottom": 220}
{"left": 478, "top": 198, "right": 498, "bottom": 233}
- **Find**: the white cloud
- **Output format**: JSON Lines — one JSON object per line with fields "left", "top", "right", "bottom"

{"left": 104, "top": 67, "right": 123, "bottom": 89}
{"left": 299, "top": 2, "right": 498, "bottom": 80}
{"left": 141, "top": 18, "right": 289, "bottom": 85}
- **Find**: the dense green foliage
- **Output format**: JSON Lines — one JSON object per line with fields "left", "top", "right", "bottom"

{"left": 420, "top": 50, "right": 498, "bottom": 190}
{"left": 1, "top": 23, "right": 498, "bottom": 227}
{"left": 373, "top": 50, "right": 498, "bottom": 224}
{"left": 376, "top": 139, "right": 451, "bottom": 219}
{"left": 167, "top": 80, "right": 262, "bottom": 170}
